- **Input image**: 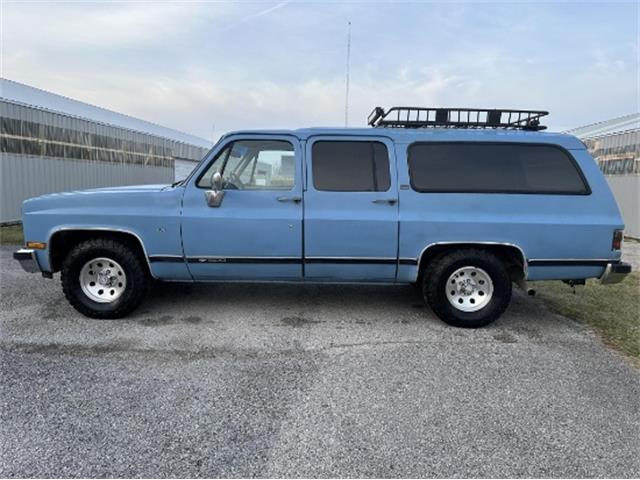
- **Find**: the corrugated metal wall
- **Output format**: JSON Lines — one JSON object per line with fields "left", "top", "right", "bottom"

{"left": 175, "top": 159, "right": 199, "bottom": 181}
{"left": 1, "top": 153, "right": 172, "bottom": 221}
{"left": 582, "top": 128, "right": 640, "bottom": 238}
{"left": 606, "top": 175, "right": 640, "bottom": 239}
{"left": 1, "top": 99, "right": 208, "bottom": 223}
{"left": 584, "top": 129, "right": 639, "bottom": 175}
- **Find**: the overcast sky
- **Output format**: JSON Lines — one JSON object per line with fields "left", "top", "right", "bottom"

{"left": 2, "top": 1, "right": 638, "bottom": 140}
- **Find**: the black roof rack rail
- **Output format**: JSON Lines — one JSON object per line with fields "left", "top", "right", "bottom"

{"left": 368, "top": 106, "right": 549, "bottom": 131}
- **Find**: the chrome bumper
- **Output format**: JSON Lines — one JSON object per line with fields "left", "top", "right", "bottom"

{"left": 599, "top": 262, "right": 632, "bottom": 284}
{"left": 13, "top": 248, "right": 41, "bottom": 273}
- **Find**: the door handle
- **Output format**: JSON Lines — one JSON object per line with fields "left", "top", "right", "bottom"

{"left": 372, "top": 198, "right": 398, "bottom": 205}
{"left": 277, "top": 196, "right": 302, "bottom": 203}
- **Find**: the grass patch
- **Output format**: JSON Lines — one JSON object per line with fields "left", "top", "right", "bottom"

{"left": 0, "top": 224, "right": 24, "bottom": 245}
{"left": 535, "top": 273, "right": 640, "bottom": 362}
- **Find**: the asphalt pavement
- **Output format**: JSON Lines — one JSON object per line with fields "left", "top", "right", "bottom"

{"left": 1, "top": 244, "right": 639, "bottom": 478}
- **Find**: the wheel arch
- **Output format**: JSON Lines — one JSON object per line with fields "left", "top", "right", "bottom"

{"left": 48, "top": 227, "right": 152, "bottom": 275}
{"left": 416, "top": 242, "right": 527, "bottom": 283}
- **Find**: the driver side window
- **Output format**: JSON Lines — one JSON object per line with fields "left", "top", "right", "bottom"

{"left": 197, "top": 139, "right": 295, "bottom": 191}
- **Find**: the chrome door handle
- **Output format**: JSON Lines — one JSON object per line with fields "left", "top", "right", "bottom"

{"left": 277, "top": 196, "right": 302, "bottom": 203}
{"left": 372, "top": 198, "right": 398, "bottom": 205}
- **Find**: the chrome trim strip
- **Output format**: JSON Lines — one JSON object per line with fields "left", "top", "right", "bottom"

{"left": 160, "top": 279, "right": 399, "bottom": 286}
{"left": 414, "top": 241, "right": 529, "bottom": 282}
{"left": 529, "top": 258, "right": 620, "bottom": 267}
{"left": 305, "top": 256, "right": 397, "bottom": 260}
{"left": 187, "top": 256, "right": 300, "bottom": 264}
{"left": 48, "top": 226, "right": 158, "bottom": 279}
{"left": 399, "top": 258, "right": 418, "bottom": 265}
{"left": 305, "top": 257, "right": 396, "bottom": 265}
{"left": 184, "top": 256, "right": 397, "bottom": 265}
{"left": 148, "top": 255, "right": 185, "bottom": 263}
{"left": 187, "top": 256, "right": 299, "bottom": 260}
{"left": 528, "top": 258, "right": 614, "bottom": 263}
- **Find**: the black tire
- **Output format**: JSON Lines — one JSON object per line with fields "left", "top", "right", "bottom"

{"left": 422, "top": 249, "right": 512, "bottom": 328}
{"left": 61, "top": 238, "right": 149, "bottom": 319}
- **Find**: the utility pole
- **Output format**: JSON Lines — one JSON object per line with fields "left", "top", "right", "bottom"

{"left": 344, "top": 21, "right": 351, "bottom": 127}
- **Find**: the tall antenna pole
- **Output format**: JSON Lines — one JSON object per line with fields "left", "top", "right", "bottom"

{"left": 344, "top": 21, "right": 351, "bottom": 127}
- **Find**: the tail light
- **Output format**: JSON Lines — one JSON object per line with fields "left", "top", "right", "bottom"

{"left": 612, "top": 229, "right": 623, "bottom": 250}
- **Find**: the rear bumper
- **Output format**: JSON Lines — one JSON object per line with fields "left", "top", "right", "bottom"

{"left": 599, "top": 262, "right": 632, "bottom": 284}
{"left": 13, "top": 248, "right": 41, "bottom": 273}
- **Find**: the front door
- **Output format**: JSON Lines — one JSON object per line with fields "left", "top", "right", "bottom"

{"left": 181, "top": 135, "right": 303, "bottom": 280}
{"left": 303, "top": 136, "right": 399, "bottom": 281}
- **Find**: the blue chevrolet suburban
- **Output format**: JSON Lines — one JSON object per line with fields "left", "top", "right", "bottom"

{"left": 14, "top": 107, "right": 632, "bottom": 328}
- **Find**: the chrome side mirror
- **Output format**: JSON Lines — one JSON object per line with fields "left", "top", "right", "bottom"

{"left": 205, "top": 171, "right": 225, "bottom": 207}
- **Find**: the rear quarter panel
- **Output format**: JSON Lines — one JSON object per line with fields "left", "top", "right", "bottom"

{"left": 395, "top": 141, "right": 624, "bottom": 282}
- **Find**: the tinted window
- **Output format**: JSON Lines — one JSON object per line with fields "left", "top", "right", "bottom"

{"left": 197, "top": 140, "right": 295, "bottom": 190}
{"left": 408, "top": 143, "right": 589, "bottom": 194}
{"left": 312, "top": 141, "right": 390, "bottom": 192}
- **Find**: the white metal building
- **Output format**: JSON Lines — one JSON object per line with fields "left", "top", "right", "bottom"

{"left": 566, "top": 113, "right": 640, "bottom": 238}
{"left": 0, "top": 79, "right": 212, "bottom": 223}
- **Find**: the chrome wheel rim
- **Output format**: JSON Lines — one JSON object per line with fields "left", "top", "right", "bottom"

{"left": 79, "top": 257, "right": 127, "bottom": 303}
{"left": 446, "top": 266, "right": 494, "bottom": 312}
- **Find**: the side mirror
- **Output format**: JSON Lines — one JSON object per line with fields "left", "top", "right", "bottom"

{"left": 205, "top": 171, "right": 225, "bottom": 208}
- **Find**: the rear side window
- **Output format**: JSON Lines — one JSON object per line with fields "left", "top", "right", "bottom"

{"left": 312, "top": 141, "right": 391, "bottom": 192}
{"left": 408, "top": 142, "right": 589, "bottom": 194}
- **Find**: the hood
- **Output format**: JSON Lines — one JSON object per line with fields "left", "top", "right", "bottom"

{"left": 26, "top": 184, "right": 171, "bottom": 201}
{"left": 22, "top": 183, "right": 177, "bottom": 214}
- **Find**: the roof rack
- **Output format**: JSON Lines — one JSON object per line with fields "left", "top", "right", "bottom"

{"left": 368, "top": 106, "right": 549, "bottom": 131}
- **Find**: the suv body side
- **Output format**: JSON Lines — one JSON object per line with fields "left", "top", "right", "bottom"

{"left": 173, "top": 127, "right": 623, "bottom": 284}
{"left": 15, "top": 126, "right": 629, "bottom": 325}
{"left": 20, "top": 128, "right": 624, "bottom": 285}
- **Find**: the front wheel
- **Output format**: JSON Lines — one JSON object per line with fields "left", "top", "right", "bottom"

{"left": 61, "top": 239, "right": 149, "bottom": 319}
{"left": 422, "top": 249, "right": 512, "bottom": 328}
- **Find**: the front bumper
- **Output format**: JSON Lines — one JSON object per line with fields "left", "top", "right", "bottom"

{"left": 13, "top": 248, "right": 41, "bottom": 273}
{"left": 599, "top": 262, "right": 632, "bottom": 284}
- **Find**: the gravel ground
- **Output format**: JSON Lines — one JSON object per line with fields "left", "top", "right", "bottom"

{"left": 1, "top": 244, "right": 639, "bottom": 478}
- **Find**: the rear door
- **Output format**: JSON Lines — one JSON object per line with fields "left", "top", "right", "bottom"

{"left": 303, "top": 136, "right": 399, "bottom": 281}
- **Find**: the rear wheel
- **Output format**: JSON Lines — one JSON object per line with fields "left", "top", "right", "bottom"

{"left": 422, "top": 249, "right": 512, "bottom": 328}
{"left": 61, "top": 238, "right": 149, "bottom": 319}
